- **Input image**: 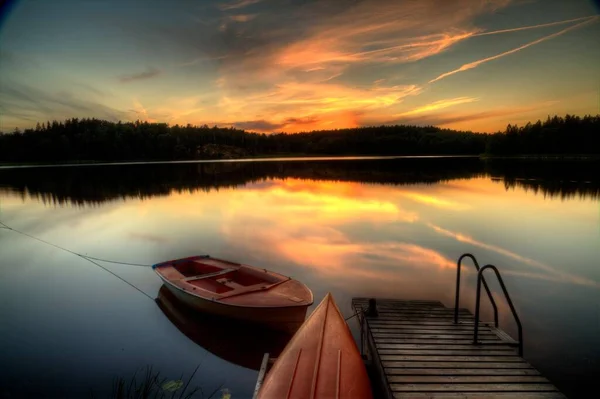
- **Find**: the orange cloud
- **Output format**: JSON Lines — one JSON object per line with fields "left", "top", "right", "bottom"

{"left": 213, "top": 81, "right": 422, "bottom": 132}
{"left": 277, "top": 31, "right": 478, "bottom": 70}
{"left": 228, "top": 14, "right": 256, "bottom": 22}
{"left": 387, "top": 101, "right": 559, "bottom": 132}
{"left": 219, "top": 0, "right": 262, "bottom": 11}
{"left": 396, "top": 97, "right": 479, "bottom": 118}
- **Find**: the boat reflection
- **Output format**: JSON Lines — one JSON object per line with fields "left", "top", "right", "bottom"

{"left": 155, "top": 284, "right": 295, "bottom": 370}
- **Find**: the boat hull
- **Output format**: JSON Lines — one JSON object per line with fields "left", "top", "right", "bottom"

{"left": 258, "top": 293, "right": 373, "bottom": 398}
{"left": 161, "top": 279, "right": 308, "bottom": 333}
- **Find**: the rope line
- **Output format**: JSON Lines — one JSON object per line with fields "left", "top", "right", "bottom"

{"left": 0, "top": 221, "right": 154, "bottom": 301}
{"left": 82, "top": 255, "right": 151, "bottom": 267}
{"left": 0, "top": 221, "right": 152, "bottom": 267}
{"left": 345, "top": 309, "right": 365, "bottom": 321}
{"left": 75, "top": 254, "right": 154, "bottom": 301}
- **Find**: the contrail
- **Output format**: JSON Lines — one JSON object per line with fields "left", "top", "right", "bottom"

{"left": 474, "top": 15, "right": 597, "bottom": 36}
{"left": 429, "top": 16, "right": 599, "bottom": 83}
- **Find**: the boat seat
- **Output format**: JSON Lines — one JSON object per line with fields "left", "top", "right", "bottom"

{"left": 217, "top": 278, "right": 244, "bottom": 289}
{"left": 182, "top": 268, "right": 236, "bottom": 282}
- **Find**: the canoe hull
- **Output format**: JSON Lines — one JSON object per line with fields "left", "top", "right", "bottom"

{"left": 162, "top": 279, "right": 308, "bottom": 333}
{"left": 258, "top": 293, "right": 373, "bottom": 398}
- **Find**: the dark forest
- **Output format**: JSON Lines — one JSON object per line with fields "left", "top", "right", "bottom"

{"left": 0, "top": 114, "right": 598, "bottom": 162}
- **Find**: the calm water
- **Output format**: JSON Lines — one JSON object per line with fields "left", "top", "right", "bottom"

{"left": 0, "top": 157, "right": 599, "bottom": 398}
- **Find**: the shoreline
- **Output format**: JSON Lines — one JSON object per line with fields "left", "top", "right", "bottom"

{"left": 1, "top": 154, "right": 599, "bottom": 169}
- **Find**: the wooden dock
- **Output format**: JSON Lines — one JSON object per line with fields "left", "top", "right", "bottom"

{"left": 352, "top": 297, "right": 565, "bottom": 399}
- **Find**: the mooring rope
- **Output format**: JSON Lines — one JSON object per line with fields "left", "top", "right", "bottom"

{"left": 0, "top": 220, "right": 154, "bottom": 301}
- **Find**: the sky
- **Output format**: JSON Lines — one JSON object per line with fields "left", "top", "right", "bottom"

{"left": 0, "top": 0, "right": 599, "bottom": 133}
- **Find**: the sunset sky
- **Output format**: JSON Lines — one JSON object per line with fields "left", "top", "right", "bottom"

{"left": 1, "top": 0, "right": 599, "bottom": 133}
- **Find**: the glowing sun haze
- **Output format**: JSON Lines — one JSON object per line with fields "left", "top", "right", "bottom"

{"left": 0, "top": 0, "right": 599, "bottom": 133}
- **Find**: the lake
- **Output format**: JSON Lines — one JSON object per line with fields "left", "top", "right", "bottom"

{"left": 0, "top": 157, "right": 598, "bottom": 398}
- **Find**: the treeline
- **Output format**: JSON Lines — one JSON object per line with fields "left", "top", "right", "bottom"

{"left": 0, "top": 114, "right": 598, "bottom": 162}
{"left": 486, "top": 114, "right": 600, "bottom": 155}
{"left": 1, "top": 158, "right": 597, "bottom": 206}
{"left": 0, "top": 118, "right": 484, "bottom": 162}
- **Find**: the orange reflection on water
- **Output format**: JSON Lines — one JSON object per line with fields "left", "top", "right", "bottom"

{"left": 211, "top": 178, "right": 468, "bottom": 300}
{"left": 400, "top": 191, "right": 470, "bottom": 210}
{"left": 223, "top": 179, "right": 419, "bottom": 224}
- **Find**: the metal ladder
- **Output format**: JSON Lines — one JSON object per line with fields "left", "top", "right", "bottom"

{"left": 454, "top": 253, "right": 524, "bottom": 356}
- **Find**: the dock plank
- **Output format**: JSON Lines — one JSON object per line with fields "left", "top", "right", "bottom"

{"left": 384, "top": 368, "right": 541, "bottom": 376}
{"left": 374, "top": 338, "right": 506, "bottom": 345}
{"left": 382, "top": 361, "right": 533, "bottom": 369}
{"left": 376, "top": 344, "right": 516, "bottom": 351}
{"left": 368, "top": 320, "right": 490, "bottom": 326}
{"left": 351, "top": 298, "right": 564, "bottom": 399}
{"left": 380, "top": 355, "right": 525, "bottom": 362}
{"left": 379, "top": 350, "right": 519, "bottom": 356}
{"left": 393, "top": 394, "right": 566, "bottom": 398}
{"left": 390, "top": 383, "right": 558, "bottom": 392}
{"left": 373, "top": 334, "right": 499, "bottom": 340}
{"left": 372, "top": 328, "right": 495, "bottom": 335}
{"left": 387, "top": 376, "right": 550, "bottom": 383}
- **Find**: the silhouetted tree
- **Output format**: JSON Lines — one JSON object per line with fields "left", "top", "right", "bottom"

{"left": 0, "top": 114, "right": 598, "bottom": 163}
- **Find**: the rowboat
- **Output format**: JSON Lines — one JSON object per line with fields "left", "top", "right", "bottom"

{"left": 156, "top": 284, "right": 294, "bottom": 370}
{"left": 152, "top": 255, "right": 313, "bottom": 333}
{"left": 258, "top": 293, "right": 373, "bottom": 398}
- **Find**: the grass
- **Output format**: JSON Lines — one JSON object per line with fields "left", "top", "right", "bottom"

{"left": 91, "top": 365, "right": 228, "bottom": 399}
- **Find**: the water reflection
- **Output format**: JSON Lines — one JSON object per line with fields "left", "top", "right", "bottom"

{"left": 1, "top": 158, "right": 598, "bottom": 205}
{"left": 155, "top": 285, "right": 293, "bottom": 371}
{"left": 0, "top": 158, "right": 599, "bottom": 398}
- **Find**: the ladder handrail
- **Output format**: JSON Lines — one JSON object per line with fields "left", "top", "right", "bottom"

{"left": 474, "top": 264, "right": 523, "bottom": 356}
{"left": 454, "top": 253, "right": 499, "bottom": 327}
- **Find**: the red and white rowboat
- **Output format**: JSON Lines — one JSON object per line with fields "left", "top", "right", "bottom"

{"left": 152, "top": 255, "right": 313, "bottom": 333}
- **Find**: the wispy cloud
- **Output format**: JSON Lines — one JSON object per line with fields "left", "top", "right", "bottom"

{"left": 118, "top": 67, "right": 162, "bottom": 83}
{"left": 219, "top": 0, "right": 262, "bottom": 11}
{"left": 397, "top": 97, "right": 479, "bottom": 117}
{"left": 473, "top": 15, "right": 597, "bottom": 37}
{"left": 271, "top": 0, "right": 509, "bottom": 72}
{"left": 0, "top": 81, "right": 131, "bottom": 125}
{"left": 383, "top": 100, "right": 559, "bottom": 129}
{"left": 429, "top": 16, "right": 599, "bottom": 83}
{"left": 231, "top": 119, "right": 282, "bottom": 131}
{"left": 228, "top": 14, "right": 256, "bottom": 22}
{"left": 221, "top": 82, "right": 421, "bottom": 132}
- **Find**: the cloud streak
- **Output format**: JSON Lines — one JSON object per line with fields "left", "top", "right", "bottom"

{"left": 397, "top": 97, "right": 479, "bottom": 117}
{"left": 473, "top": 15, "right": 597, "bottom": 37}
{"left": 218, "top": 0, "right": 262, "bottom": 11}
{"left": 118, "top": 67, "right": 162, "bottom": 83}
{"left": 429, "top": 16, "right": 599, "bottom": 83}
{"left": 3, "top": 0, "right": 598, "bottom": 133}
{"left": 0, "top": 81, "right": 131, "bottom": 125}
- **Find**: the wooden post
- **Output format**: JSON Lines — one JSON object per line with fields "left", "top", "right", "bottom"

{"left": 252, "top": 352, "right": 270, "bottom": 399}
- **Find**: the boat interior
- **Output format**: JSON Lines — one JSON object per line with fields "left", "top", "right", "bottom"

{"left": 172, "top": 258, "right": 283, "bottom": 295}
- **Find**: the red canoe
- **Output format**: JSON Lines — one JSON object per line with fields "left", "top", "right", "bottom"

{"left": 152, "top": 255, "right": 313, "bottom": 333}
{"left": 258, "top": 293, "right": 373, "bottom": 399}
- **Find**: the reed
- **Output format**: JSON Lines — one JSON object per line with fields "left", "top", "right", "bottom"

{"left": 97, "top": 365, "right": 226, "bottom": 399}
